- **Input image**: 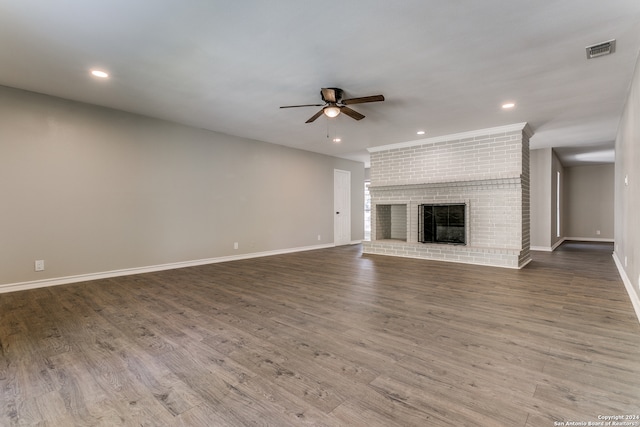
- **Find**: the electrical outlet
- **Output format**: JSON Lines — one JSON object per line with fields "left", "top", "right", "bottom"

{"left": 317, "top": 234, "right": 321, "bottom": 241}
{"left": 234, "top": 242, "right": 238, "bottom": 250}
{"left": 596, "top": 230, "right": 601, "bottom": 235}
{"left": 35, "top": 260, "right": 45, "bottom": 271}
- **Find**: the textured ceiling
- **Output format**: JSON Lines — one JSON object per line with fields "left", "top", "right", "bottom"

{"left": 1, "top": 1, "right": 639, "bottom": 167}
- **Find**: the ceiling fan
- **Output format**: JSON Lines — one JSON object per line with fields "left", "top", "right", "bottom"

{"left": 280, "top": 88, "right": 385, "bottom": 123}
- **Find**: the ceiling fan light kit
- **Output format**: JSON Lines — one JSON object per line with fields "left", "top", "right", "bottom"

{"left": 281, "top": 87, "right": 385, "bottom": 123}
{"left": 323, "top": 106, "right": 341, "bottom": 118}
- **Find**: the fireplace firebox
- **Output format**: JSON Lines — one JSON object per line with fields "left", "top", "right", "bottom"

{"left": 418, "top": 204, "right": 466, "bottom": 245}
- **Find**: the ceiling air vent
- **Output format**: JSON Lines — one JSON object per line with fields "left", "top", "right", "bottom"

{"left": 586, "top": 39, "right": 616, "bottom": 59}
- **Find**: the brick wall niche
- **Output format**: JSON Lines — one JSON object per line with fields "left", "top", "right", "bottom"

{"left": 363, "top": 123, "right": 533, "bottom": 269}
{"left": 376, "top": 204, "right": 407, "bottom": 241}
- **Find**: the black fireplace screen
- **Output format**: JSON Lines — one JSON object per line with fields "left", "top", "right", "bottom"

{"left": 418, "top": 204, "right": 466, "bottom": 245}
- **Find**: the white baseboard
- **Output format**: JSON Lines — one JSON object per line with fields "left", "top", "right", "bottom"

{"left": 551, "top": 238, "right": 566, "bottom": 250}
{"left": 0, "top": 243, "right": 336, "bottom": 294}
{"left": 519, "top": 257, "right": 533, "bottom": 269}
{"left": 564, "top": 237, "right": 615, "bottom": 243}
{"left": 533, "top": 238, "right": 613, "bottom": 253}
{"left": 531, "top": 238, "right": 565, "bottom": 252}
{"left": 612, "top": 252, "right": 640, "bottom": 325}
{"left": 530, "top": 246, "right": 553, "bottom": 252}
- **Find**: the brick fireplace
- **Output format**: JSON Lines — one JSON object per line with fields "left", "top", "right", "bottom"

{"left": 363, "top": 123, "right": 533, "bottom": 269}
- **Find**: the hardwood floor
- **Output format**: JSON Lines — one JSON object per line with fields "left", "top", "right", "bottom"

{"left": 1, "top": 242, "right": 639, "bottom": 426}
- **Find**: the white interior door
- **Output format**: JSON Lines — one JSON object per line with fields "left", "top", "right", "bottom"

{"left": 334, "top": 169, "right": 351, "bottom": 246}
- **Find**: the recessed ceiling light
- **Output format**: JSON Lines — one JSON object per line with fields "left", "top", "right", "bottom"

{"left": 417, "top": 130, "right": 426, "bottom": 135}
{"left": 332, "top": 138, "right": 341, "bottom": 143}
{"left": 91, "top": 69, "right": 109, "bottom": 78}
{"left": 502, "top": 102, "right": 515, "bottom": 109}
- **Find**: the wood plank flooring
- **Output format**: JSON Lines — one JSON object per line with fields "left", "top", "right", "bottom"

{"left": 1, "top": 242, "right": 639, "bottom": 426}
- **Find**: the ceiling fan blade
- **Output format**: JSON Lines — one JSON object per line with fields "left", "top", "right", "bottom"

{"left": 305, "top": 109, "right": 325, "bottom": 123}
{"left": 342, "top": 95, "right": 385, "bottom": 105}
{"left": 321, "top": 88, "right": 337, "bottom": 103}
{"left": 340, "top": 106, "right": 365, "bottom": 121}
{"left": 280, "top": 103, "right": 324, "bottom": 109}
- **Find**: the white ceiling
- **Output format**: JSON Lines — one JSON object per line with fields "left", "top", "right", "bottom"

{"left": 1, "top": 1, "right": 639, "bottom": 167}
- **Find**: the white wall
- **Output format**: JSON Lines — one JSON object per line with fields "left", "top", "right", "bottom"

{"left": 0, "top": 86, "right": 364, "bottom": 289}
{"left": 530, "top": 148, "right": 552, "bottom": 249}
{"left": 614, "top": 53, "right": 640, "bottom": 321}
{"left": 530, "top": 148, "right": 566, "bottom": 251}
{"left": 564, "top": 164, "right": 614, "bottom": 240}
{"left": 551, "top": 151, "right": 564, "bottom": 248}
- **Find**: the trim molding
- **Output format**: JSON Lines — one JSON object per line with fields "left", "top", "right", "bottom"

{"left": 564, "top": 237, "right": 614, "bottom": 243}
{"left": 530, "top": 246, "right": 553, "bottom": 252}
{"left": 519, "top": 257, "right": 533, "bottom": 269}
{"left": 369, "top": 177, "right": 522, "bottom": 192}
{"left": 612, "top": 252, "right": 640, "bottom": 325}
{"left": 368, "top": 122, "right": 531, "bottom": 153}
{"left": 551, "top": 238, "right": 565, "bottom": 251}
{"left": 531, "top": 238, "right": 611, "bottom": 253}
{"left": 0, "top": 243, "right": 335, "bottom": 294}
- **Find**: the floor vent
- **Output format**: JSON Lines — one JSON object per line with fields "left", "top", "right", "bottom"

{"left": 586, "top": 39, "right": 616, "bottom": 59}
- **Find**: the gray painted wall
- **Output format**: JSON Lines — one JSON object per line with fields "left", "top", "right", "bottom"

{"left": 564, "top": 164, "right": 614, "bottom": 240}
{"left": 551, "top": 151, "right": 564, "bottom": 249}
{"left": 530, "top": 148, "right": 565, "bottom": 250}
{"left": 615, "top": 53, "right": 640, "bottom": 307}
{"left": 0, "top": 86, "right": 364, "bottom": 287}
{"left": 530, "top": 148, "right": 552, "bottom": 249}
